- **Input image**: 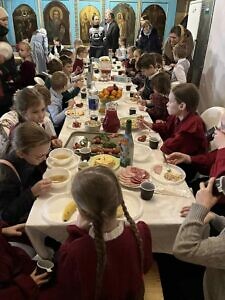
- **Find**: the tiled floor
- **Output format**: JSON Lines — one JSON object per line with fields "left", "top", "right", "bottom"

{"left": 144, "top": 261, "right": 164, "bottom": 300}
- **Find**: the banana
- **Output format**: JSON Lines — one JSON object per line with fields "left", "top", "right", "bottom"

{"left": 62, "top": 201, "right": 77, "bottom": 222}
{"left": 116, "top": 205, "right": 124, "bottom": 218}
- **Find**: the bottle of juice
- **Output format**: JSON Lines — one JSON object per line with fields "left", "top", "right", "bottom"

{"left": 103, "top": 102, "right": 120, "bottom": 133}
{"left": 120, "top": 120, "right": 134, "bottom": 167}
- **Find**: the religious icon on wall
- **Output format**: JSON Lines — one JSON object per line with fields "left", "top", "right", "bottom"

{"left": 44, "top": 1, "right": 70, "bottom": 45}
{"left": 113, "top": 3, "right": 135, "bottom": 46}
{"left": 142, "top": 5, "right": 166, "bottom": 42}
{"left": 80, "top": 6, "right": 100, "bottom": 44}
{"left": 13, "top": 5, "right": 37, "bottom": 43}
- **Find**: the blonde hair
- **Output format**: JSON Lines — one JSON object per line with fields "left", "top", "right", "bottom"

{"left": 34, "top": 84, "right": 51, "bottom": 106}
{"left": 18, "top": 40, "right": 32, "bottom": 52}
{"left": 50, "top": 71, "right": 68, "bottom": 91}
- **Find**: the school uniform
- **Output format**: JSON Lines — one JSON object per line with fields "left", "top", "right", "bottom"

{"left": 152, "top": 113, "right": 208, "bottom": 155}
{"left": 51, "top": 221, "right": 152, "bottom": 300}
{"left": 145, "top": 93, "right": 169, "bottom": 122}
{"left": 73, "top": 58, "right": 84, "bottom": 75}
{"left": 19, "top": 61, "right": 36, "bottom": 88}
{"left": 0, "top": 151, "right": 42, "bottom": 225}
{"left": 0, "top": 226, "right": 38, "bottom": 300}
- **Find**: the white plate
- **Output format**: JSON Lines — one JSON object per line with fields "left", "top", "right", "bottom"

{"left": 133, "top": 144, "right": 151, "bottom": 162}
{"left": 119, "top": 189, "right": 143, "bottom": 221}
{"left": 46, "top": 154, "right": 80, "bottom": 170}
{"left": 65, "top": 108, "right": 85, "bottom": 118}
{"left": 89, "top": 154, "right": 120, "bottom": 171}
{"left": 150, "top": 163, "right": 186, "bottom": 185}
{"left": 42, "top": 193, "right": 77, "bottom": 225}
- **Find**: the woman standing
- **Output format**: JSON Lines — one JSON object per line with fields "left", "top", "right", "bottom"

{"left": 89, "top": 15, "right": 105, "bottom": 58}
{"left": 30, "top": 28, "right": 49, "bottom": 74}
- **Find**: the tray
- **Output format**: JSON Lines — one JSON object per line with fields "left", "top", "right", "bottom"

{"left": 65, "top": 131, "right": 123, "bottom": 158}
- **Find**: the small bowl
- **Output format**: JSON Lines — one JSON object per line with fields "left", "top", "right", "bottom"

{"left": 43, "top": 167, "right": 71, "bottom": 189}
{"left": 49, "top": 148, "right": 74, "bottom": 166}
{"left": 85, "top": 120, "right": 101, "bottom": 132}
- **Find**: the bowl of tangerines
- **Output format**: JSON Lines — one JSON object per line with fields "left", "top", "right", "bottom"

{"left": 99, "top": 84, "right": 122, "bottom": 103}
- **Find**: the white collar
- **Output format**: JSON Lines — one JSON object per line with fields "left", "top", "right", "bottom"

{"left": 177, "top": 58, "right": 187, "bottom": 63}
{"left": 89, "top": 220, "right": 124, "bottom": 241}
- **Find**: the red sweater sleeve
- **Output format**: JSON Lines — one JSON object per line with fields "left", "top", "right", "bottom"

{"left": 191, "top": 150, "right": 217, "bottom": 176}
{"left": 151, "top": 116, "right": 174, "bottom": 140}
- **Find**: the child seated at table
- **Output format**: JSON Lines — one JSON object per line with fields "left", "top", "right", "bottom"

{"left": 116, "top": 37, "right": 127, "bottom": 61}
{"left": 73, "top": 46, "right": 88, "bottom": 75}
{"left": 132, "top": 48, "right": 145, "bottom": 90}
{"left": 0, "top": 222, "right": 49, "bottom": 299}
{"left": 45, "top": 58, "right": 63, "bottom": 89}
{"left": 138, "top": 72, "right": 170, "bottom": 122}
{"left": 0, "top": 122, "right": 52, "bottom": 225}
{"left": 18, "top": 40, "right": 36, "bottom": 88}
{"left": 124, "top": 46, "right": 136, "bottom": 77}
{"left": 167, "top": 114, "right": 225, "bottom": 213}
{"left": 136, "top": 53, "right": 160, "bottom": 99}
{"left": 138, "top": 83, "right": 208, "bottom": 156}
{"left": 171, "top": 44, "right": 190, "bottom": 83}
{"left": 52, "top": 166, "right": 152, "bottom": 299}
{"left": 48, "top": 71, "right": 74, "bottom": 133}
{"left": 50, "top": 37, "right": 64, "bottom": 58}
{"left": 0, "top": 86, "right": 60, "bottom": 148}
{"left": 60, "top": 55, "right": 84, "bottom": 108}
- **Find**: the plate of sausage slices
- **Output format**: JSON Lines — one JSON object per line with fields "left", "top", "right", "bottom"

{"left": 118, "top": 166, "right": 150, "bottom": 189}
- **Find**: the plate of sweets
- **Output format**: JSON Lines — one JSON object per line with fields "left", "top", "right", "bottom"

{"left": 65, "top": 108, "right": 85, "bottom": 118}
{"left": 150, "top": 164, "right": 186, "bottom": 185}
{"left": 118, "top": 166, "right": 150, "bottom": 189}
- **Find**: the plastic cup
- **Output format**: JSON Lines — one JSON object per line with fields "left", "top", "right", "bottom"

{"left": 80, "top": 147, "right": 91, "bottom": 161}
{"left": 36, "top": 259, "right": 54, "bottom": 275}
{"left": 140, "top": 181, "right": 155, "bottom": 200}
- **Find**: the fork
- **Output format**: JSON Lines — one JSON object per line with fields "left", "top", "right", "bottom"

{"left": 163, "top": 153, "right": 171, "bottom": 172}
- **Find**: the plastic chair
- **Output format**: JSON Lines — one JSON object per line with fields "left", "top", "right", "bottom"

{"left": 34, "top": 76, "right": 45, "bottom": 85}
{"left": 201, "top": 106, "right": 225, "bottom": 130}
{"left": 201, "top": 106, "right": 225, "bottom": 150}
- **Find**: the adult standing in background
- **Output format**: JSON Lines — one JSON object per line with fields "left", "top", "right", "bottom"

{"left": 30, "top": 28, "right": 49, "bottom": 74}
{"left": 0, "top": 7, "right": 18, "bottom": 116}
{"left": 137, "top": 20, "right": 162, "bottom": 54}
{"left": 163, "top": 25, "right": 194, "bottom": 65}
{"left": 89, "top": 15, "right": 105, "bottom": 58}
{"left": 136, "top": 14, "right": 149, "bottom": 46}
{"left": 103, "top": 11, "right": 120, "bottom": 55}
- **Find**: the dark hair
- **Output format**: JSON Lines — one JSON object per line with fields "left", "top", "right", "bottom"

{"left": 50, "top": 71, "right": 68, "bottom": 91}
{"left": 141, "top": 14, "right": 148, "bottom": 21}
{"left": 76, "top": 46, "right": 88, "bottom": 58}
{"left": 172, "top": 83, "right": 199, "bottom": 112}
{"left": 151, "top": 72, "right": 171, "bottom": 95}
{"left": 47, "top": 58, "right": 63, "bottom": 75}
{"left": 13, "top": 87, "right": 44, "bottom": 119}
{"left": 136, "top": 53, "right": 157, "bottom": 70}
{"left": 152, "top": 52, "right": 163, "bottom": 68}
{"left": 72, "top": 166, "right": 143, "bottom": 300}
{"left": 170, "top": 25, "right": 183, "bottom": 37}
{"left": 143, "top": 20, "right": 151, "bottom": 29}
{"left": 53, "top": 37, "right": 61, "bottom": 42}
{"left": 59, "top": 48, "right": 73, "bottom": 58}
{"left": 34, "top": 84, "right": 51, "bottom": 106}
{"left": 92, "top": 14, "right": 98, "bottom": 21}
{"left": 173, "top": 44, "right": 187, "bottom": 59}
{"left": 109, "top": 12, "right": 115, "bottom": 19}
{"left": 60, "top": 55, "right": 72, "bottom": 67}
{"left": 11, "top": 121, "right": 50, "bottom": 154}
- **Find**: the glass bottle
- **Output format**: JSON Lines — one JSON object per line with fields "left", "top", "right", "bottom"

{"left": 88, "top": 82, "right": 99, "bottom": 120}
{"left": 120, "top": 120, "right": 134, "bottom": 167}
{"left": 103, "top": 102, "right": 120, "bottom": 133}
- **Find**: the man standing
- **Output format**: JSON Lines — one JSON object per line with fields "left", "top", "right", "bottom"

{"left": 104, "top": 11, "right": 120, "bottom": 55}
{"left": 89, "top": 15, "right": 105, "bottom": 58}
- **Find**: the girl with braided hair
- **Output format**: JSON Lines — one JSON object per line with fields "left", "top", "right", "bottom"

{"left": 54, "top": 166, "right": 152, "bottom": 300}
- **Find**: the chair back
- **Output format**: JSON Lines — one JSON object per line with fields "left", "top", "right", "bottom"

{"left": 201, "top": 106, "right": 225, "bottom": 150}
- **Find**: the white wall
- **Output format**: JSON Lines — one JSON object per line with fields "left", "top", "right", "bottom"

{"left": 199, "top": 0, "right": 225, "bottom": 113}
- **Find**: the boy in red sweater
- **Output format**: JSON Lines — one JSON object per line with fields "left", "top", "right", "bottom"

{"left": 138, "top": 83, "right": 208, "bottom": 155}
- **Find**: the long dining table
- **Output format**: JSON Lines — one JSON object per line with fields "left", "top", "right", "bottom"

{"left": 26, "top": 77, "right": 194, "bottom": 259}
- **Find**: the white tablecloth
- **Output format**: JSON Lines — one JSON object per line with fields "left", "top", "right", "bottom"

{"left": 26, "top": 81, "right": 194, "bottom": 258}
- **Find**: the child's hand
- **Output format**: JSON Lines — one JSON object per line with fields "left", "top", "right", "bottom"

{"left": 30, "top": 269, "right": 49, "bottom": 286}
{"left": 196, "top": 178, "right": 218, "bottom": 210}
{"left": 2, "top": 223, "right": 25, "bottom": 237}
{"left": 138, "top": 105, "right": 145, "bottom": 112}
{"left": 204, "top": 211, "right": 216, "bottom": 224}
{"left": 180, "top": 206, "right": 191, "bottom": 217}
{"left": 51, "top": 138, "right": 62, "bottom": 148}
{"left": 166, "top": 152, "right": 191, "bottom": 165}
{"left": 67, "top": 99, "right": 75, "bottom": 108}
{"left": 138, "top": 99, "right": 147, "bottom": 106}
{"left": 31, "top": 179, "right": 52, "bottom": 197}
{"left": 74, "top": 77, "right": 84, "bottom": 89}
{"left": 137, "top": 117, "right": 152, "bottom": 130}
{"left": 155, "top": 119, "right": 165, "bottom": 124}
